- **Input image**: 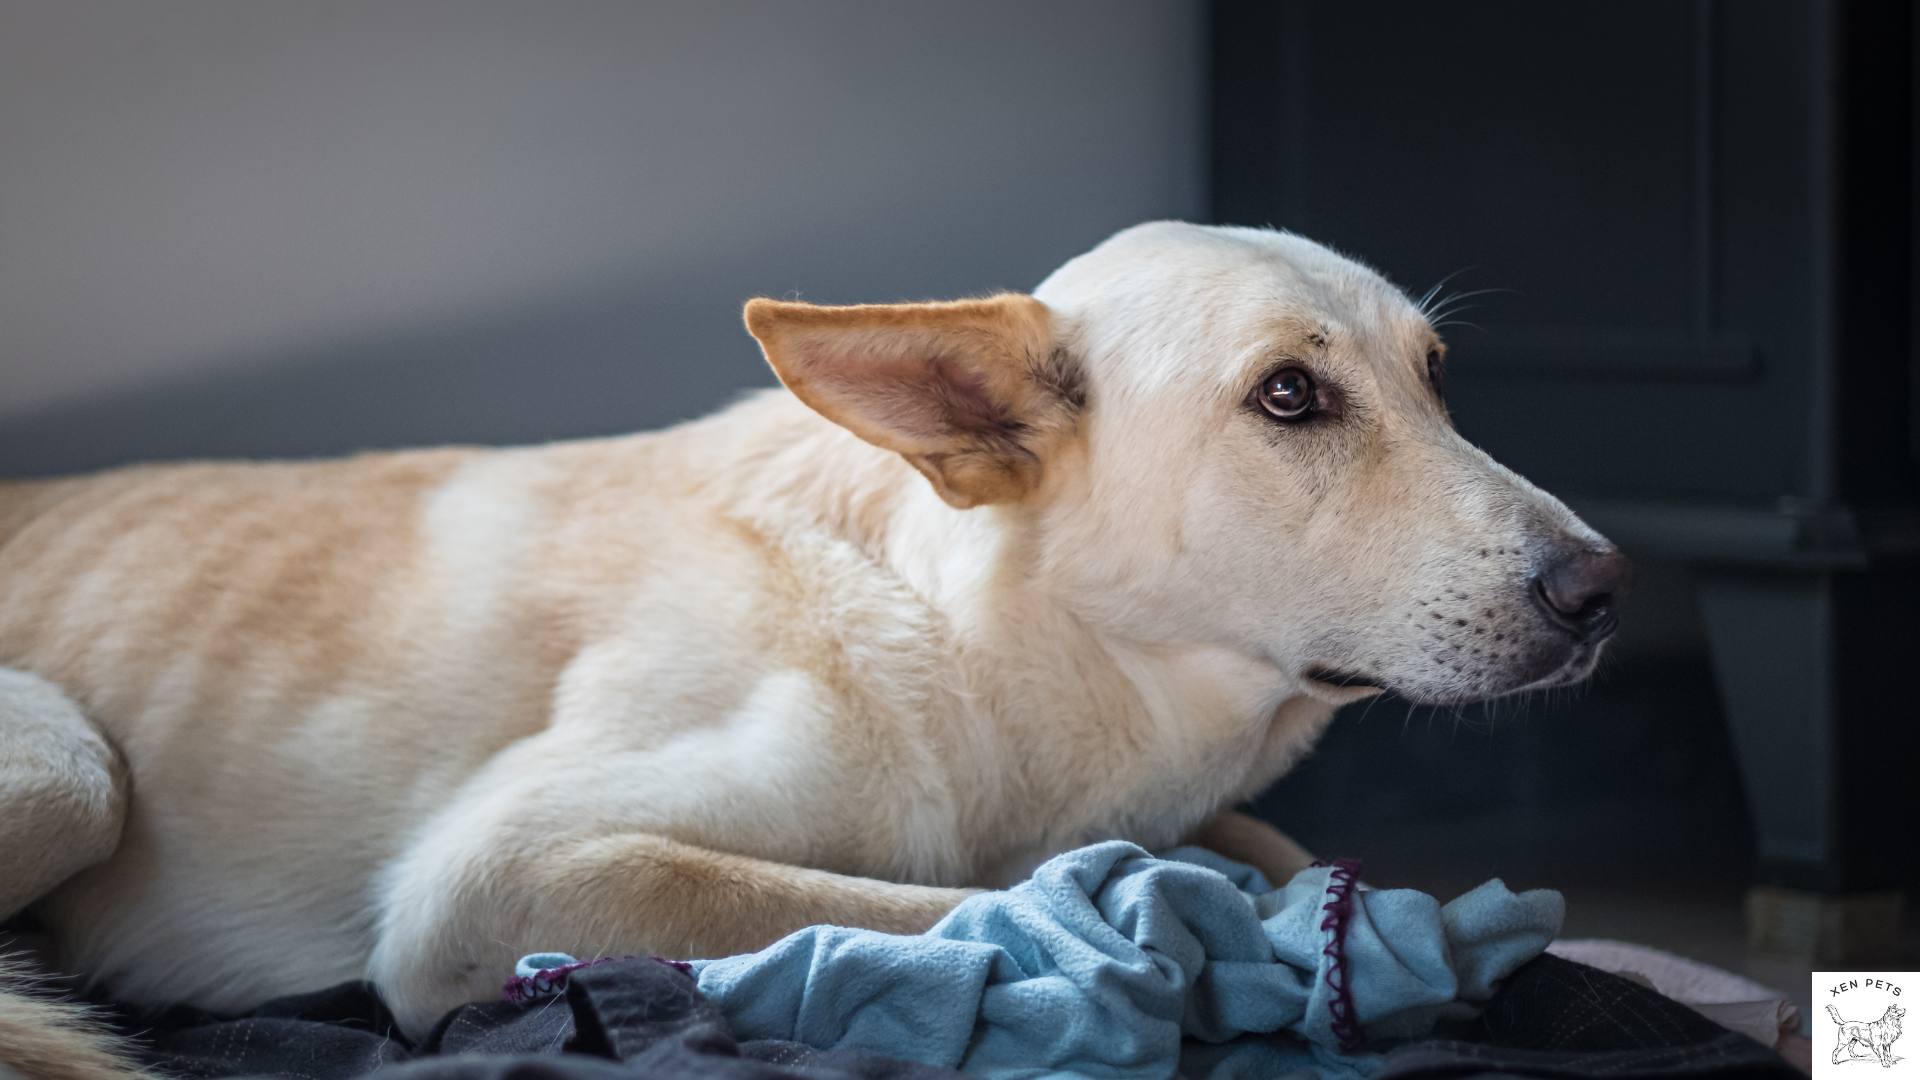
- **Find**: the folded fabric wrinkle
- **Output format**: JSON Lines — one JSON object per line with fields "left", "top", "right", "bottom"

{"left": 504, "top": 955, "right": 693, "bottom": 1004}
{"left": 630, "top": 841, "right": 1565, "bottom": 1080}
{"left": 124, "top": 951, "right": 1800, "bottom": 1080}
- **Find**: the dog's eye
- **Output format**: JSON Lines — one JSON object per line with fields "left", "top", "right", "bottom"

{"left": 1426, "top": 347, "right": 1445, "bottom": 399}
{"left": 1257, "top": 367, "right": 1316, "bottom": 420}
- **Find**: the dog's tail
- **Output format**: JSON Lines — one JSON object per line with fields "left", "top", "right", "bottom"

{"left": 0, "top": 957, "right": 143, "bottom": 1080}
{"left": 1829, "top": 1004, "right": 1847, "bottom": 1026}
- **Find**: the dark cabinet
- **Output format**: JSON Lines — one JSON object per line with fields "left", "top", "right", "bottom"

{"left": 1213, "top": 0, "right": 1916, "bottom": 936}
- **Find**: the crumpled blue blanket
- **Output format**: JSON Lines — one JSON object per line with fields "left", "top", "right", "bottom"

{"left": 682, "top": 841, "right": 1563, "bottom": 1080}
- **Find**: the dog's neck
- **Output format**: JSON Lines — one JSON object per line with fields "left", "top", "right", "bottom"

{"left": 884, "top": 468, "right": 1332, "bottom": 870}
{"left": 706, "top": 392, "right": 1327, "bottom": 869}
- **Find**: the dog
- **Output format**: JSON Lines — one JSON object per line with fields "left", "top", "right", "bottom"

{"left": 1831, "top": 1004, "right": 1906, "bottom": 1067}
{"left": 0, "top": 221, "right": 1628, "bottom": 1069}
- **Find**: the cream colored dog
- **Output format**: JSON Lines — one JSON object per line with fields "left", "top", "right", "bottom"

{"left": 0, "top": 222, "right": 1628, "bottom": 1058}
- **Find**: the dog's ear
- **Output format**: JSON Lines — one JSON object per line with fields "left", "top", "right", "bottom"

{"left": 745, "top": 293, "right": 1083, "bottom": 509}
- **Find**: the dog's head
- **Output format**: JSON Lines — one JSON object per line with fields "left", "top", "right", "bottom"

{"left": 746, "top": 222, "right": 1628, "bottom": 706}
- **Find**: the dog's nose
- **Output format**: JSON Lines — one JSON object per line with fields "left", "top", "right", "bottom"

{"left": 1531, "top": 544, "right": 1632, "bottom": 643}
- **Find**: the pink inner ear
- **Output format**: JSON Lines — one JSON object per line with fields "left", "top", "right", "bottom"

{"left": 809, "top": 350, "right": 1008, "bottom": 442}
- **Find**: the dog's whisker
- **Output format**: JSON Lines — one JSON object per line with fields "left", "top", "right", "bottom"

{"left": 1430, "top": 285, "right": 1515, "bottom": 310}
{"left": 1425, "top": 286, "right": 1516, "bottom": 328}
{"left": 1415, "top": 267, "right": 1479, "bottom": 316}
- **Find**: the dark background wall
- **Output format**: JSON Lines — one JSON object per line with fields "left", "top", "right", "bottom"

{"left": 1222, "top": 0, "right": 1917, "bottom": 933}
{"left": 1220, "top": 0, "right": 1772, "bottom": 883}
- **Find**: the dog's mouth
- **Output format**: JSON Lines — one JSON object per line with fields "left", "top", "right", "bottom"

{"left": 1302, "top": 666, "right": 1390, "bottom": 693}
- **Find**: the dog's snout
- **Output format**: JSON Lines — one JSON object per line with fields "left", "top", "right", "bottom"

{"left": 1531, "top": 545, "right": 1632, "bottom": 644}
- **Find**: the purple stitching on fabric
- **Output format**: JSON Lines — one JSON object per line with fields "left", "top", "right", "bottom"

{"left": 502, "top": 955, "right": 694, "bottom": 1003}
{"left": 1317, "top": 857, "right": 1365, "bottom": 1054}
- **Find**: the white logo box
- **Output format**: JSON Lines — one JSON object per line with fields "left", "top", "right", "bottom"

{"left": 1815, "top": 972, "right": 1912, "bottom": 1077}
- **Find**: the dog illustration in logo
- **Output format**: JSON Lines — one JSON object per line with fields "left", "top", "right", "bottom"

{"left": 1829, "top": 1003, "right": 1905, "bottom": 1067}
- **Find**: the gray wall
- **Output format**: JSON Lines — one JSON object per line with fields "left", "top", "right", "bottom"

{"left": 0, "top": 0, "right": 1203, "bottom": 476}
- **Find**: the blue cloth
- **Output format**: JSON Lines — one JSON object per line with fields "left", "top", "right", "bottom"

{"left": 688, "top": 842, "right": 1563, "bottom": 1080}
{"left": 516, "top": 953, "right": 580, "bottom": 980}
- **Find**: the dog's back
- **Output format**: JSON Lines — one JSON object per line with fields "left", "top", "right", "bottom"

{"left": 0, "top": 395, "right": 961, "bottom": 1015}
{"left": 0, "top": 444, "right": 599, "bottom": 1007}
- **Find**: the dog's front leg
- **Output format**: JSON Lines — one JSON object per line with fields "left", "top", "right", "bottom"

{"left": 368, "top": 826, "right": 976, "bottom": 1037}
{"left": 1183, "top": 809, "right": 1318, "bottom": 885}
